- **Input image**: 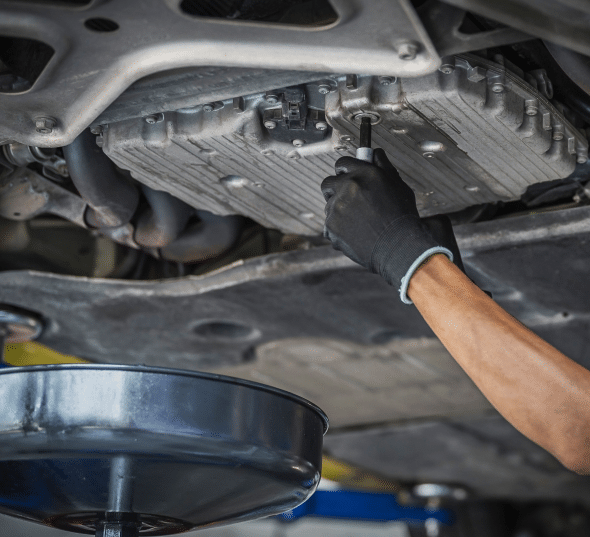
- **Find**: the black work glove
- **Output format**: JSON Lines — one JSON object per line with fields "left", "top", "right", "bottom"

{"left": 321, "top": 149, "right": 489, "bottom": 304}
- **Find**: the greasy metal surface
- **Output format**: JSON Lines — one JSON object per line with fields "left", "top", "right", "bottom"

{"left": 0, "top": 0, "right": 439, "bottom": 147}
{"left": 324, "top": 413, "right": 590, "bottom": 505}
{"left": 327, "top": 54, "right": 587, "bottom": 216}
{"left": 103, "top": 54, "right": 586, "bottom": 235}
{"left": 92, "top": 68, "right": 333, "bottom": 128}
{"left": 101, "top": 89, "right": 337, "bottom": 235}
{"left": 0, "top": 365, "right": 327, "bottom": 532}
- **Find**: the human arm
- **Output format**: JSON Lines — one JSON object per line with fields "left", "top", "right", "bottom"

{"left": 321, "top": 149, "right": 590, "bottom": 473}
{"left": 408, "top": 253, "right": 590, "bottom": 474}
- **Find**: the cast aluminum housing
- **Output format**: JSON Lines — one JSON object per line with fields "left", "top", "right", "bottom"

{"left": 102, "top": 55, "right": 588, "bottom": 235}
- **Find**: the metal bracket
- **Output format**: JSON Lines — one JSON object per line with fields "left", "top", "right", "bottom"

{"left": 0, "top": 0, "right": 439, "bottom": 148}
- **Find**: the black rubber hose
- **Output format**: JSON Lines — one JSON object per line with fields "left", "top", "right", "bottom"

{"left": 63, "top": 129, "right": 139, "bottom": 228}
{"left": 134, "top": 185, "right": 194, "bottom": 248}
{"left": 160, "top": 211, "right": 244, "bottom": 264}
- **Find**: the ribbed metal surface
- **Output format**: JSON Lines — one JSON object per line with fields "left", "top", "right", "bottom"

{"left": 103, "top": 55, "right": 587, "bottom": 234}
{"left": 103, "top": 102, "right": 344, "bottom": 234}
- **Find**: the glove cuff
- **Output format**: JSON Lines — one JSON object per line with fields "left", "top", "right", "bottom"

{"left": 370, "top": 215, "right": 453, "bottom": 305}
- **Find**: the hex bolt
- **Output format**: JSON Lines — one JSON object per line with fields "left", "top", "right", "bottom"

{"left": 491, "top": 83, "right": 504, "bottom": 93}
{"left": 334, "top": 145, "right": 347, "bottom": 151}
{"left": 553, "top": 124, "right": 564, "bottom": 141}
{"left": 34, "top": 116, "right": 57, "bottom": 134}
{"left": 144, "top": 113, "right": 164, "bottom": 124}
{"left": 378, "top": 76, "right": 396, "bottom": 86}
{"left": 90, "top": 125, "right": 103, "bottom": 135}
{"left": 203, "top": 104, "right": 214, "bottom": 112}
{"left": 340, "top": 135, "right": 353, "bottom": 142}
{"left": 423, "top": 151, "right": 435, "bottom": 159}
{"left": 525, "top": 99, "right": 538, "bottom": 116}
{"left": 397, "top": 41, "right": 419, "bottom": 61}
{"left": 264, "top": 120, "right": 277, "bottom": 130}
{"left": 293, "top": 139, "right": 305, "bottom": 147}
{"left": 315, "top": 122, "right": 328, "bottom": 131}
{"left": 318, "top": 84, "right": 331, "bottom": 95}
{"left": 265, "top": 93, "right": 279, "bottom": 104}
{"left": 440, "top": 64, "right": 455, "bottom": 75}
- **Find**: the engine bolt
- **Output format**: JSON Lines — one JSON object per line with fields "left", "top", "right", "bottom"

{"left": 315, "top": 122, "right": 328, "bottom": 131}
{"left": 525, "top": 99, "right": 538, "bottom": 116}
{"left": 440, "top": 65, "right": 455, "bottom": 75}
{"left": 90, "top": 125, "right": 103, "bottom": 135}
{"left": 379, "top": 76, "right": 396, "bottom": 86}
{"left": 464, "top": 185, "right": 480, "bottom": 192}
{"left": 340, "top": 135, "right": 353, "bottom": 142}
{"left": 334, "top": 145, "right": 347, "bottom": 151}
{"left": 265, "top": 94, "right": 279, "bottom": 104}
{"left": 293, "top": 139, "right": 305, "bottom": 147}
{"left": 203, "top": 104, "right": 214, "bottom": 112}
{"left": 318, "top": 84, "right": 332, "bottom": 95}
{"left": 264, "top": 120, "right": 277, "bottom": 130}
{"left": 144, "top": 113, "right": 164, "bottom": 124}
{"left": 491, "top": 83, "right": 504, "bottom": 93}
{"left": 34, "top": 116, "right": 57, "bottom": 134}
{"left": 553, "top": 124, "right": 564, "bottom": 141}
{"left": 397, "top": 41, "right": 419, "bottom": 61}
{"left": 423, "top": 152, "right": 435, "bottom": 159}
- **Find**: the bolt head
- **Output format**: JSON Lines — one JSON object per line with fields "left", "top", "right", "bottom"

{"left": 144, "top": 113, "right": 164, "bottom": 124}
{"left": 340, "top": 135, "right": 353, "bottom": 142}
{"left": 265, "top": 94, "right": 279, "bottom": 104}
{"left": 315, "top": 122, "right": 328, "bottom": 131}
{"left": 464, "top": 185, "right": 479, "bottom": 192}
{"left": 491, "top": 83, "right": 504, "bottom": 93}
{"left": 34, "top": 117, "right": 56, "bottom": 134}
{"left": 203, "top": 104, "right": 214, "bottom": 112}
{"left": 334, "top": 145, "right": 347, "bottom": 151}
{"left": 423, "top": 152, "right": 435, "bottom": 159}
{"left": 379, "top": 76, "right": 395, "bottom": 86}
{"left": 553, "top": 132, "right": 564, "bottom": 141}
{"left": 264, "top": 120, "right": 277, "bottom": 130}
{"left": 90, "top": 125, "right": 103, "bottom": 135}
{"left": 318, "top": 84, "right": 331, "bottom": 95}
{"left": 578, "top": 155, "right": 587, "bottom": 164}
{"left": 440, "top": 65, "right": 454, "bottom": 75}
{"left": 292, "top": 139, "right": 305, "bottom": 147}
{"left": 525, "top": 106, "right": 538, "bottom": 116}
{"left": 397, "top": 41, "right": 419, "bottom": 61}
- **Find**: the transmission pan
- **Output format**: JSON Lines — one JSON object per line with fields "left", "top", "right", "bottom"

{"left": 102, "top": 55, "right": 587, "bottom": 234}
{"left": 0, "top": 365, "right": 327, "bottom": 534}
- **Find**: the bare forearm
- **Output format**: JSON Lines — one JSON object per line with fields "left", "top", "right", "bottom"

{"left": 407, "top": 253, "right": 590, "bottom": 473}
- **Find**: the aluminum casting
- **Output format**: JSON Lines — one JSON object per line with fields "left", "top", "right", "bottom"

{"left": 0, "top": 0, "right": 439, "bottom": 147}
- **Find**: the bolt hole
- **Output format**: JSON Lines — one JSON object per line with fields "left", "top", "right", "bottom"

{"left": 192, "top": 320, "right": 260, "bottom": 342}
{"left": 562, "top": 312, "right": 570, "bottom": 318}
{"left": 84, "top": 18, "right": 119, "bottom": 32}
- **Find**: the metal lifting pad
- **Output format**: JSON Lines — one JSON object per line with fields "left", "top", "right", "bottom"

{"left": 0, "top": 365, "right": 328, "bottom": 535}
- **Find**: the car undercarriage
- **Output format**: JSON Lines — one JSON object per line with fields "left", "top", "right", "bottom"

{"left": 2, "top": 0, "right": 590, "bottom": 535}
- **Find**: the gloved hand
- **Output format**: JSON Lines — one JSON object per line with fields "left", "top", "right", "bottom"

{"left": 321, "top": 148, "right": 473, "bottom": 304}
